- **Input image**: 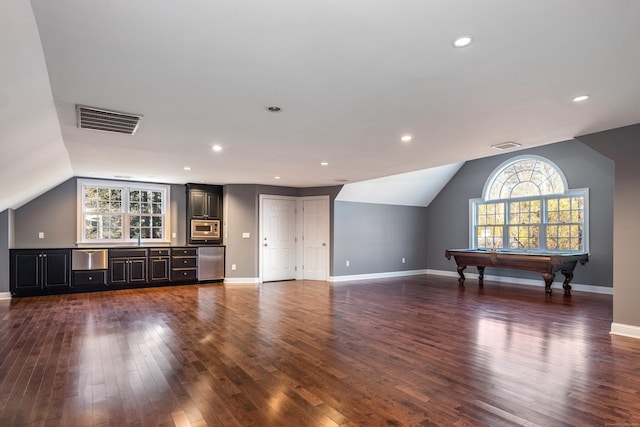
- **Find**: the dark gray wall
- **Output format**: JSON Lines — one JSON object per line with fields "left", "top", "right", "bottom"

{"left": 224, "top": 184, "right": 260, "bottom": 278}
{"left": 426, "top": 139, "right": 614, "bottom": 288}
{"left": 224, "top": 184, "right": 342, "bottom": 279}
{"left": 333, "top": 201, "right": 429, "bottom": 276}
{"left": 14, "top": 177, "right": 77, "bottom": 248}
{"left": 577, "top": 123, "right": 640, "bottom": 327}
{"left": 0, "top": 209, "right": 11, "bottom": 293}
{"left": 13, "top": 177, "right": 188, "bottom": 248}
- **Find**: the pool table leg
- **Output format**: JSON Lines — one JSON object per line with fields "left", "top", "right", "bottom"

{"left": 542, "top": 272, "right": 555, "bottom": 294}
{"left": 456, "top": 265, "right": 466, "bottom": 286}
{"left": 561, "top": 269, "right": 574, "bottom": 295}
{"left": 477, "top": 266, "right": 485, "bottom": 286}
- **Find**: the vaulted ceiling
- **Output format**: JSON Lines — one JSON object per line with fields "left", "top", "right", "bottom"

{"left": 2, "top": 0, "right": 640, "bottom": 210}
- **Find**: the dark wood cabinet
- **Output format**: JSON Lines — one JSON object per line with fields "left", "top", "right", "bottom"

{"left": 171, "top": 247, "right": 198, "bottom": 282}
{"left": 187, "top": 184, "right": 223, "bottom": 245}
{"left": 10, "top": 249, "right": 71, "bottom": 296}
{"left": 109, "top": 248, "right": 148, "bottom": 285}
{"left": 72, "top": 270, "right": 107, "bottom": 288}
{"left": 149, "top": 248, "right": 170, "bottom": 283}
{"left": 189, "top": 191, "right": 220, "bottom": 219}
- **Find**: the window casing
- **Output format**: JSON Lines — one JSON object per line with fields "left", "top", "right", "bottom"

{"left": 78, "top": 179, "right": 170, "bottom": 245}
{"left": 470, "top": 156, "right": 588, "bottom": 252}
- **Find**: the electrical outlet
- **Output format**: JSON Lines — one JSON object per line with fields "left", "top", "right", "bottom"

{"left": 231, "top": 264, "right": 237, "bottom": 271}
{"left": 171, "top": 232, "right": 177, "bottom": 239}
{"left": 38, "top": 232, "right": 44, "bottom": 239}
{"left": 346, "top": 260, "right": 350, "bottom": 267}
{"left": 402, "top": 257, "right": 405, "bottom": 263}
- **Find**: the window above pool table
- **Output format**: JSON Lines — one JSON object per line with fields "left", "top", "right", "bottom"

{"left": 470, "top": 155, "right": 588, "bottom": 253}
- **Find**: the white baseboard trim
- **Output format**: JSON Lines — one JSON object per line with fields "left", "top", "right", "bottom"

{"left": 330, "top": 269, "right": 427, "bottom": 283}
{"left": 427, "top": 269, "right": 613, "bottom": 295}
{"left": 223, "top": 278, "right": 261, "bottom": 285}
{"left": 0, "top": 292, "right": 11, "bottom": 300}
{"left": 611, "top": 322, "right": 640, "bottom": 340}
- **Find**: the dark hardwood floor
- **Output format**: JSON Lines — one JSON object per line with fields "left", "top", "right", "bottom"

{"left": 1, "top": 276, "right": 639, "bottom": 426}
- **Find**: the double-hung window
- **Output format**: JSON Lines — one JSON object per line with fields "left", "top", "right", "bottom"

{"left": 78, "top": 179, "right": 170, "bottom": 244}
{"left": 471, "top": 156, "right": 588, "bottom": 252}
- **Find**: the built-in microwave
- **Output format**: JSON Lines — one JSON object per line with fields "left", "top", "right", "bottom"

{"left": 190, "top": 219, "right": 220, "bottom": 240}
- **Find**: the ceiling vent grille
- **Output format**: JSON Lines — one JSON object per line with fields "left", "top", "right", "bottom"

{"left": 491, "top": 141, "right": 522, "bottom": 151}
{"left": 76, "top": 105, "right": 143, "bottom": 135}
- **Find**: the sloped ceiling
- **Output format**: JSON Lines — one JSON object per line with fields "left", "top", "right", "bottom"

{"left": 2, "top": 1, "right": 640, "bottom": 212}
{"left": 336, "top": 162, "right": 464, "bottom": 207}
{"left": 0, "top": 0, "right": 72, "bottom": 211}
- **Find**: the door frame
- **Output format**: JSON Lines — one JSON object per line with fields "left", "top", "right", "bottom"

{"left": 258, "top": 194, "right": 331, "bottom": 283}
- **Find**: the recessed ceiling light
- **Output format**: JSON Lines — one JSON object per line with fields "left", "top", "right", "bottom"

{"left": 266, "top": 105, "right": 282, "bottom": 112}
{"left": 320, "top": 162, "right": 329, "bottom": 166}
{"left": 212, "top": 144, "right": 223, "bottom": 152}
{"left": 401, "top": 135, "right": 413, "bottom": 142}
{"left": 452, "top": 36, "right": 474, "bottom": 48}
{"left": 184, "top": 166, "right": 191, "bottom": 171}
{"left": 572, "top": 95, "right": 590, "bottom": 102}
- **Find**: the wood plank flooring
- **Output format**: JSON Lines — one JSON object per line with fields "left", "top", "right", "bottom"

{"left": 1, "top": 275, "right": 639, "bottom": 426}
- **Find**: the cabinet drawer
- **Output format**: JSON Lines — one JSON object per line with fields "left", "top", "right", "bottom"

{"left": 172, "top": 257, "right": 197, "bottom": 268}
{"left": 149, "top": 248, "right": 170, "bottom": 256}
{"left": 171, "top": 248, "right": 197, "bottom": 256}
{"left": 73, "top": 270, "right": 107, "bottom": 287}
{"left": 171, "top": 269, "right": 197, "bottom": 282}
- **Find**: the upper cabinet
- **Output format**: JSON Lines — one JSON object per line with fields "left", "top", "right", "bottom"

{"left": 186, "top": 184, "right": 223, "bottom": 244}
{"left": 189, "top": 189, "right": 220, "bottom": 219}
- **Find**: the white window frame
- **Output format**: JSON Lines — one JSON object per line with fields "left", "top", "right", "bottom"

{"left": 469, "top": 156, "right": 589, "bottom": 253}
{"left": 77, "top": 179, "right": 171, "bottom": 246}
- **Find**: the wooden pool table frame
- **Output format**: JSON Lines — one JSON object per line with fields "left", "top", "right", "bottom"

{"left": 444, "top": 249, "right": 589, "bottom": 295}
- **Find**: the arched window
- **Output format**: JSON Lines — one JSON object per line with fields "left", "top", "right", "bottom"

{"left": 472, "top": 156, "right": 588, "bottom": 252}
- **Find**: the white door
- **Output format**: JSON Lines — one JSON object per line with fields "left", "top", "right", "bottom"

{"left": 302, "top": 197, "right": 330, "bottom": 281}
{"left": 261, "top": 197, "right": 297, "bottom": 282}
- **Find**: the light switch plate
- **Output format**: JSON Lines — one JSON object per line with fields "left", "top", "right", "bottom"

{"left": 242, "top": 232, "right": 250, "bottom": 239}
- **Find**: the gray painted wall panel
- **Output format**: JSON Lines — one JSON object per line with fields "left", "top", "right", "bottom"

{"left": 577, "top": 123, "right": 640, "bottom": 326}
{"left": 224, "top": 184, "right": 259, "bottom": 278}
{"left": 13, "top": 178, "right": 187, "bottom": 248}
{"left": 0, "top": 209, "right": 11, "bottom": 292}
{"left": 426, "top": 139, "right": 614, "bottom": 288}
{"left": 333, "top": 201, "right": 429, "bottom": 276}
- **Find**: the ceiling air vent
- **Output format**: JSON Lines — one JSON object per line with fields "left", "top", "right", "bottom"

{"left": 491, "top": 141, "right": 522, "bottom": 151}
{"left": 76, "top": 105, "right": 143, "bottom": 135}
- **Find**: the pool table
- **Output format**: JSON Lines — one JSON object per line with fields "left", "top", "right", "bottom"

{"left": 444, "top": 249, "right": 589, "bottom": 295}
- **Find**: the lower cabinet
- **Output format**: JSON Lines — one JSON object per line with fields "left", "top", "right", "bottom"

{"left": 72, "top": 270, "right": 108, "bottom": 288}
{"left": 171, "top": 247, "right": 198, "bottom": 282}
{"left": 109, "top": 249, "right": 148, "bottom": 285}
{"left": 10, "top": 246, "right": 208, "bottom": 297}
{"left": 149, "top": 248, "right": 170, "bottom": 283}
{"left": 10, "top": 249, "right": 71, "bottom": 296}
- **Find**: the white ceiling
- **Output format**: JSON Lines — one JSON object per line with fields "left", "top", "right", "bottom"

{"left": 2, "top": 0, "right": 640, "bottom": 210}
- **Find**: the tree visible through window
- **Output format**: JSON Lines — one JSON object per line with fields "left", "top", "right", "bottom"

{"left": 472, "top": 156, "right": 587, "bottom": 252}
{"left": 78, "top": 179, "right": 170, "bottom": 244}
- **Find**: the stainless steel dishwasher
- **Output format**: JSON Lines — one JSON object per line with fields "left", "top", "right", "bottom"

{"left": 197, "top": 246, "right": 225, "bottom": 282}
{"left": 71, "top": 249, "right": 109, "bottom": 287}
